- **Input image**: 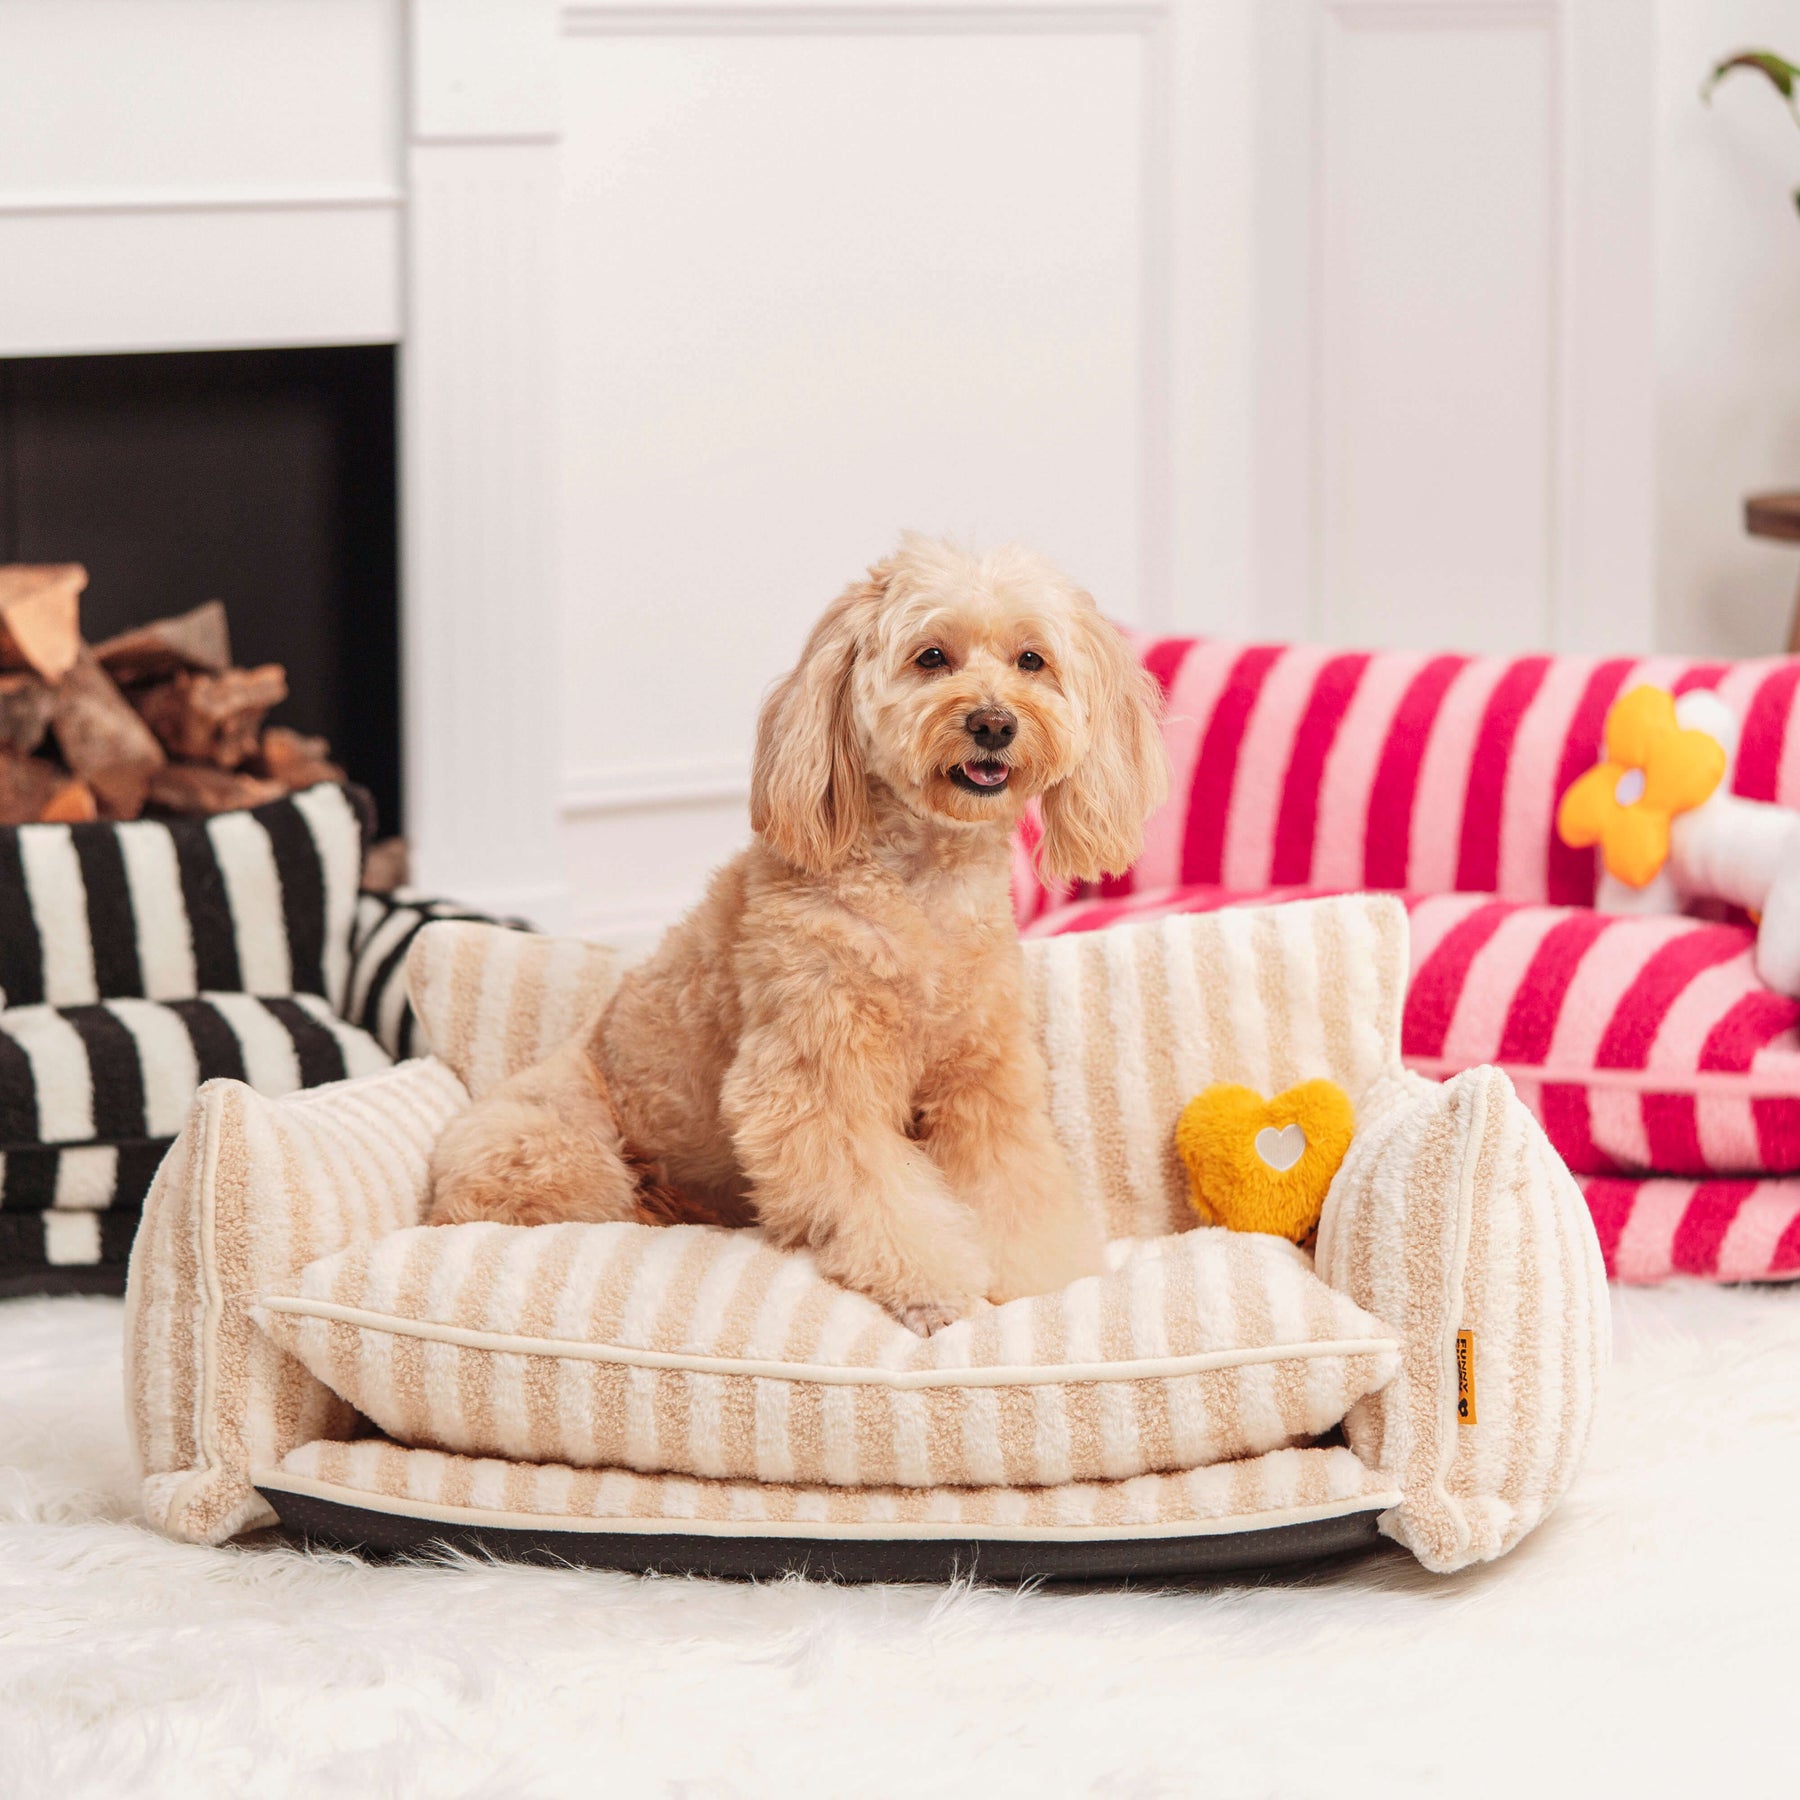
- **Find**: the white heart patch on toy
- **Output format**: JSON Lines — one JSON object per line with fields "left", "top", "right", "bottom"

{"left": 1254, "top": 1124, "right": 1307, "bottom": 1173}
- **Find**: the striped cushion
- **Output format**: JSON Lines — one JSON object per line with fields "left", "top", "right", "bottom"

{"left": 1585, "top": 1176, "right": 1800, "bottom": 1284}
{"left": 0, "top": 993, "right": 392, "bottom": 1297}
{"left": 1027, "top": 894, "right": 1407, "bottom": 1238}
{"left": 344, "top": 893, "right": 532, "bottom": 1061}
{"left": 0, "top": 992, "right": 391, "bottom": 1155}
{"left": 125, "top": 1055, "right": 470, "bottom": 1546}
{"left": 262, "top": 1437, "right": 1401, "bottom": 1543}
{"left": 1017, "top": 640, "right": 1800, "bottom": 924}
{"left": 1047, "top": 886, "right": 1800, "bottom": 1179}
{"left": 0, "top": 783, "right": 369, "bottom": 1009}
{"left": 255, "top": 1223, "right": 1400, "bottom": 1489}
{"left": 1404, "top": 894, "right": 1798, "bottom": 1178}
{"left": 1319, "top": 1066, "right": 1610, "bottom": 1572}
{"left": 1035, "top": 884, "right": 1800, "bottom": 1282}
{"left": 0, "top": 1204, "right": 143, "bottom": 1295}
{"left": 404, "top": 919, "right": 626, "bottom": 1099}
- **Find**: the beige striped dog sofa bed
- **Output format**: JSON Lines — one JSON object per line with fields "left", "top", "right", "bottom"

{"left": 124, "top": 896, "right": 1610, "bottom": 1581}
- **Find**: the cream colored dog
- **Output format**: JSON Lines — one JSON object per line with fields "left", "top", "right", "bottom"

{"left": 428, "top": 537, "right": 1168, "bottom": 1332}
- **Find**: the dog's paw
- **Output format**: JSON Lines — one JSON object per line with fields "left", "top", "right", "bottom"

{"left": 897, "top": 1298, "right": 973, "bottom": 1337}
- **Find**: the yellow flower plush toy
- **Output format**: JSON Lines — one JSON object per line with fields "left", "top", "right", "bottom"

{"left": 1556, "top": 683, "right": 1800, "bottom": 997}
{"left": 1174, "top": 1080, "right": 1356, "bottom": 1245}
{"left": 1556, "top": 685, "right": 1726, "bottom": 889}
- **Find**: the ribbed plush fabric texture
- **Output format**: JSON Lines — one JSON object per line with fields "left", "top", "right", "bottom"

{"left": 0, "top": 783, "right": 368, "bottom": 1011}
{"left": 264, "top": 1436, "right": 1400, "bottom": 1540}
{"left": 1012, "top": 634, "right": 1800, "bottom": 1285}
{"left": 130, "top": 895, "right": 1608, "bottom": 1570}
{"left": 1403, "top": 893, "right": 1800, "bottom": 1176}
{"left": 398, "top": 900, "right": 1406, "bottom": 1238}
{"left": 0, "top": 992, "right": 389, "bottom": 1286}
{"left": 344, "top": 894, "right": 532, "bottom": 1061}
{"left": 124, "top": 1056, "right": 468, "bottom": 1545}
{"left": 1014, "top": 640, "right": 1800, "bottom": 924}
{"left": 1028, "top": 895, "right": 1408, "bottom": 1239}
{"left": 1316, "top": 1066, "right": 1611, "bottom": 1573}
{"left": 404, "top": 920, "right": 623, "bottom": 1099}
{"left": 256, "top": 1224, "right": 1400, "bottom": 1489}
{"left": 1033, "top": 884, "right": 1800, "bottom": 1282}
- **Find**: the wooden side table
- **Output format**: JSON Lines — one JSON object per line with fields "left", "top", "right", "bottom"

{"left": 1746, "top": 492, "right": 1800, "bottom": 652}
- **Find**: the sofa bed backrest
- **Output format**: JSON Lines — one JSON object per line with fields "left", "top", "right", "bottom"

{"left": 1024, "top": 893, "right": 1407, "bottom": 1239}
{"left": 1018, "top": 639, "right": 1800, "bottom": 919}
{"left": 402, "top": 898, "right": 1407, "bottom": 1245}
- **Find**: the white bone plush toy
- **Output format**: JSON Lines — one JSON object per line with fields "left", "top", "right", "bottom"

{"left": 1556, "top": 684, "right": 1800, "bottom": 996}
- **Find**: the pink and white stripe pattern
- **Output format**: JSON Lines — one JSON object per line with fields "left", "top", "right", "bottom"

{"left": 1019, "top": 639, "right": 1800, "bottom": 920}
{"left": 1018, "top": 635, "right": 1800, "bottom": 1285}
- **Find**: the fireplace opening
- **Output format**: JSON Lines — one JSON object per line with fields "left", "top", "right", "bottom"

{"left": 0, "top": 345, "right": 400, "bottom": 836}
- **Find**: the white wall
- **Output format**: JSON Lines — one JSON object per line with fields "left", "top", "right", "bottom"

{"left": 554, "top": 11, "right": 1162, "bottom": 937}
{"left": 1656, "top": 0, "right": 1800, "bottom": 659}
{"left": 7, "top": 0, "right": 1799, "bottom": 938}
{"left": 549, "top": 0, "right": 1664, "bottom": 937}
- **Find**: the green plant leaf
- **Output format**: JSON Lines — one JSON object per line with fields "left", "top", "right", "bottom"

{"left": 1704, "top": 49, "right": 1800, "bottom": 120}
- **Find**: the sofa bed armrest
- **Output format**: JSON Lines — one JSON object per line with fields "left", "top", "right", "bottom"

{"left": 1317, "top": 1064, "right": 1610, "bottom": 1572}
{"left": 124, "top": 1055, "right": 470, "bottom": 1545}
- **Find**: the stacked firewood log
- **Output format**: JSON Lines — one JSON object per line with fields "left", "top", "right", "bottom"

{"left": 0, "top": 563, "right": 344, "bottom": 825}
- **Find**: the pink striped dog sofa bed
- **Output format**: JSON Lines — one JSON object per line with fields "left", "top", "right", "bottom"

{"left": 1014, "top": 640, "right": 1800, "bottom": 1285}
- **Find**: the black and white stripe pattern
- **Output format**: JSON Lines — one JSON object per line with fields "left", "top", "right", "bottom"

{"left": 0, "top": 992, "right": 393, "bottom": 1162}
{"left": 0, "top": 991, "right": 394, "bottom": 1291}
{"left": 0, "top": 784, "right": 370, "bottom": 1011}
{"left": 343, "top": 892, "right": 531, "bottom": 1060}
{"left": 0, "top": 1205, "right": 143, "bottom": 1293}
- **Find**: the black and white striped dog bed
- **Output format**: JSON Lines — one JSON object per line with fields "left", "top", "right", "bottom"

{"left": 0, "top": 786, "right": 520, "bottom": 1296}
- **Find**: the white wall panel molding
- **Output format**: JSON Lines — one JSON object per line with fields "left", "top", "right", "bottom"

{"left": 1253, "top": 0, "right": 1653, "bottom": 655}
{"left": 0, "top": 0, "right": 405, "bottom": 357}
{"left": 549, "top": 0, "right": 1199, "bottom": 938}
{"left": 563, "top": 759, "right": 753, "bottom": 819}
{"left": 0, "top": 186, "right": 404, "bottom": 218}
{"left": 562, "top": 3, "right": 1162, "bottom": 33}
{"left": 0, "top": 205, "right": 403, "bottom": 356}
{"left": 403, "top": 0, "right": 569, "bottom": 923}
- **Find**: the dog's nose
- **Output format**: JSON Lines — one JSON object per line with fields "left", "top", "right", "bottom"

{"left": 965, "top": 707, "right": 1017, "bottom": 751}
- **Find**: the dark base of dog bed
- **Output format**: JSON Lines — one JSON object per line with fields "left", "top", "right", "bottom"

{"left": 261, "top": 1486, "right": 1387, "bottom": 1584}
{"left": 0, "top": 1265, "right": 129, "bottom": 1300}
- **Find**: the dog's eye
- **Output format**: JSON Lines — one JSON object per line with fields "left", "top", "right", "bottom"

{"left": 915, "top": 647, "right": 947, "bottom": 670}
{"left": 1017, "top": 651, "right": 1045, "bottom": 672}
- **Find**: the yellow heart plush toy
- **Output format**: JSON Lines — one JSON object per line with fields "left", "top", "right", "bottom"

{"left": 1174, "top": 1080, "right": 1356, "bottom": 1244}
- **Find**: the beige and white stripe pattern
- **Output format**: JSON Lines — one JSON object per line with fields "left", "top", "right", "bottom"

{"left": 404, "top": 897, "right": 1411, "bottom": 1240}
{"left": 124, "top": 1055, "right": 469, "bottom": 1545}
{"left": 1026, "top": 895, "right": 1410, "bottom": 1239}
{"left": 1316, "top": 1065, "right": 1611, "bottom": 1572}
{"left": 404, "top": 922, "right": 622, "bottom": 1098}
{"left": 262, "top": 1436, "right": 1401, "bottom": 1540}
{"left": 256, "top": 1224, "right": 1400, "bottom": 1489}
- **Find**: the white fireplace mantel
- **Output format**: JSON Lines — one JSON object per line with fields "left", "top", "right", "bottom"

{"left": 0, "top": 0, "right": 567, "bottom": 924}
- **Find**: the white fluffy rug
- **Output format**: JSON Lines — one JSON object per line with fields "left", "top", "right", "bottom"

{"left": 3, "top": 1287, "right": 1796, "bottom": 1798}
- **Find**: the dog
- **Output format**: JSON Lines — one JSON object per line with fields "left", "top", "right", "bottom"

{"left": 428, "top": 536, "right": 1168, "bottom": 1332}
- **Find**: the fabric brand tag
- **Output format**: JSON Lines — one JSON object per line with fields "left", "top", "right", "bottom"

{"left": 1456, "top": 1330, "right": 1477, "bottom": 1425}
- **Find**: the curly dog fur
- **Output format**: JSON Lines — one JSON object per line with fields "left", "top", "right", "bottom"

{"left": 429, "top": 536, "right": 1168, "bottom": 1331}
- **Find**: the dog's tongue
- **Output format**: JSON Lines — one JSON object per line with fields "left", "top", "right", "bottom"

{"left": 961, "top": 761, "right": 1009, "bottom": 788}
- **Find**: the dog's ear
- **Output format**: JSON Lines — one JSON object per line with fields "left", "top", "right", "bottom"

{"left": 1037, "top": 604, "right": 1169, "bottom": 883}
{"left": 750, "top": 574, "right": 881, "bottom": 874}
